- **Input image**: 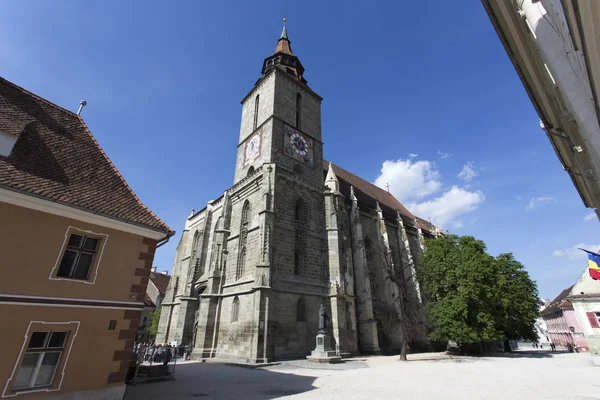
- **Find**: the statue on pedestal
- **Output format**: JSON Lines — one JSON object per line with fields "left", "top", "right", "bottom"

{"left": 318, "top": 303, "right": 330, "bottom": 334}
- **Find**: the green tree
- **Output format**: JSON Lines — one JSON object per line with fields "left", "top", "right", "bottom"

{"left": 417, "top": 235, "right": 503, "bottom": 349}
{"left": 148, "top": 307, "right": 161, "bottom": 336}
{"left": 494, "top": 253, "right": 540, "bottom": 350}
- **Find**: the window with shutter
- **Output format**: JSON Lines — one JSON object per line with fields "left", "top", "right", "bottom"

{"left": 586, "top": 312, "right": 600, "bottom": 328}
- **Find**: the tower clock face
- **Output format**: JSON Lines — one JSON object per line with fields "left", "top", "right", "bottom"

{"left": 243, "top": 130, "right": 261, "bottom": 167}
{"left": 290, "top": 132, "right": 308, "bottom": 156}
{"left": 283, "top": 125, "right": 313, "bottom": 165}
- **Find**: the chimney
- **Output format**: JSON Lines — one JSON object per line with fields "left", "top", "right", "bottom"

{"left": 151, "top": 266, "right": 157, "bottom": 272}
{"left": 76, "top": 100, "right": 87, "bottom": 116}
{"left": 163, "top": 270, "right": 169, "bottom": 275}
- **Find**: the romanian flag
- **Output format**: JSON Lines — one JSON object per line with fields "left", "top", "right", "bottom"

{"left": 579, "top": 248, "right": 600, "bottom": 280}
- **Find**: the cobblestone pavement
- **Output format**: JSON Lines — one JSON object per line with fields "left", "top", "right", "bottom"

{"left": 124, "top": 351, "right": 599, "bottom": 400}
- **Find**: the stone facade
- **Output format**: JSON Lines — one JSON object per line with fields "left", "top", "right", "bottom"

{"left": 156, "top": 26, "right": 439, "bottom": 361}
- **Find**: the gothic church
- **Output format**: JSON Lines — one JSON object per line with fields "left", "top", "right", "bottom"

{"left": 156, "top": 21, "right": 440, "bottom": 362}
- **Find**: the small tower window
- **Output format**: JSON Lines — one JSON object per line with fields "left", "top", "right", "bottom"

{"left": 294, "top": 250, "right": 301, "bottom": 275}
{"left": 295, "top": 93, "right": 302, "bottom": 129}
{"left": 247, "top": 166, "right": 255, "bottom": 176}
{"left": 297, "top": 297, "right": 306, "bottom": 322}
{"left": 295, "top": 198, "right": 305, "bottom": 221}
{"left": 232, "top": 296, "right": 240, "bottom": 322}
{"left": 254, "top": 94, "right": 260, "bottom": 130}
{"left": 237, "top": 201, "right": 251, "bottom": 280}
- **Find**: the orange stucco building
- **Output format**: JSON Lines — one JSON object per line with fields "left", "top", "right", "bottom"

{"left": 0, "top": 77, "right": 173, "bottom": 399}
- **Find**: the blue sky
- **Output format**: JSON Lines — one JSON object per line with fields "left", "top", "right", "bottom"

{"left": 1, "top": 0, "right": 597, "bottom": 299}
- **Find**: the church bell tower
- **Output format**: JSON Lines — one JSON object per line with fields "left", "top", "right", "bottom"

{"left": 233, "top": 17, "right": 323, "bottom": 185}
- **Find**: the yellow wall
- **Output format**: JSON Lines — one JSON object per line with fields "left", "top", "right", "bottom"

{"left": 0, "top": 306, "right": 133, "bottom": 399}
{"left": 0, "top": 202, "right": 152, "bottom": 302}
{"left": 0, "top": 201, "right": 158, "bottom": 398}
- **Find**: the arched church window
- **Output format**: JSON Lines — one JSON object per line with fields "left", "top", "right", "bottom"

{"left": 295, "top": 92, "right": 302, "bottom": 129}
{"left": 295, "top": 198, "right": 305, "bottom": 222}
{"left": 247, "top": 166, "right": 255, "bottom": 176}
{"left": 231, "top": 296, "right": 240, "bottom": 322}
{"left": 254, "top": 94, "right": 260, "bottom": 130}
{"left": 242, "top": 200, "right": 251, "bottom": 227}
{"left": 236, "top": 201, "right": 251, "bottom": 280}
{"left": 294, "top": 250, "right": 301, "bottom": 275}
{"left": 364, "top": 237, "right": 377, "bottom": 295}
{"left": 191, "top": 231, "right": 200, "bottom": 258}
{"left": 236, "top": 246, "right": 246, "bottom": 280}
{"left": 297, "top": 297, "right": 306, "bottom": 322}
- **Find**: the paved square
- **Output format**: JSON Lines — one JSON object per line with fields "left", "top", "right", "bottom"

{"left": 124, "top": 351, "right": 599, "bottom": 400}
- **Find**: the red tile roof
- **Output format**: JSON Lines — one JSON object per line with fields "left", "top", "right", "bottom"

{"left": 0, "top": 77, "right": 173, "bottom": 235}
{"left": 542, "top": 285, "right": 574, "bottom": 315}
{"left": 324, "top": 160, "right": 436, "bottom": 232}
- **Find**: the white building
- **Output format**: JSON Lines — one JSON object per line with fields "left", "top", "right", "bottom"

{"left": 569, "top": 267, "right": 600, "bottom": 364}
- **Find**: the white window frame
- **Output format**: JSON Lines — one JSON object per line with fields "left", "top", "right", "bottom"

{"left": 2, "top": 321, "right": 80, "bottom": 398}
{"left": 49, "top": 227, "right": 108, "bottom": 285}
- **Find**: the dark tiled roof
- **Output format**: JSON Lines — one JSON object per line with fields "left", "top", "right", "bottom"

{"left": 323, "top": 160, "right": 436, "bottom": 232}
{"left": 416, "top": 216, "right": 436, "bottom": 233}
{"left": 150, "top": 271, "right": 170, "bottom": 295}
{"left": 0, "top": 77, "right": 173, "bottom": 235}
{"left": 541, "top": 285, "right": 574, "bottom": 315}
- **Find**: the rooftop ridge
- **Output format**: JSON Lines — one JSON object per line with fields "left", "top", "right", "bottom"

{"left": 0, "top": 76, "right": 78, "bottom": 118}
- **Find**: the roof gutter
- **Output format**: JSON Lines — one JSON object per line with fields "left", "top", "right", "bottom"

{"left": 156, "top": 234, "right": 172, "bottom": 248}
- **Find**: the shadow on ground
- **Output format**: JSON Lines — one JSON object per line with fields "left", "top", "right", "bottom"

{"left": 485, "top": 350, "right": 563, "bottom": 359}
{"left": 124, "top": 361, "right": 318, "bottom": 400}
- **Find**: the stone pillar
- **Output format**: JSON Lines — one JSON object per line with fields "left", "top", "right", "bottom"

{"left": 396, "top": 212, "right": 421, "bottom": 303}
{"left": 255, "top": 164, "right": 275, "bottom": 288}
{"left": 323, "top": 164, "right": 358, "bottom": 355}
{"left": 191, "top": 193, "right": 231, "bottom": 359}
{"left": 349, "top": 186, "right": 380, "bottom": 354}
{"left": 251, "top": 164, "right": 276, "bottom": 362}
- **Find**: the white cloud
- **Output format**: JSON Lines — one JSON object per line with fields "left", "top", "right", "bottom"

{"left": 374, "top": 159, "right": 441, "bottom": 201}
{"left": 408, "top": 153, "right": 419, "bottom": 159}
{"left": 408, "top": 186, "right": 485, "bottom": 229}
{"left": 553, "top": 243, "right": 600, "bottom": 260}
{"left": 525, "top": 196, "right": 556, "bottom": 211}
{"left": 437, "top": 151, "right": 451, "bottom": 159}
{"left": 584, "top": 212, "right": 596, "bottom": 222}
{"left": 457, "top": 162, "right": 477, "bottom": 182}
{"left": 514, "top": 195, "right": 522, "bottom": 201}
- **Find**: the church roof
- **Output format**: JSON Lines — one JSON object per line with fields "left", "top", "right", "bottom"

{"left": 323, "top": 160, "right": 420, "bottom": 227}
{"left": 0, "top": 76, "right": 174, "bottom": 236}
{"left": 415, "top": 216, "right": 436, "bottom": 233}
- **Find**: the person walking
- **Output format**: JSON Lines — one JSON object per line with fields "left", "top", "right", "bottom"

{"left": 156, "top": 345, "right": 164, "bottom": 363}
{"left": 148, "top": 345, "right": 155, "bottom": 364}
{"left": 163, "top": 345, "right": 173, "bottom": 366}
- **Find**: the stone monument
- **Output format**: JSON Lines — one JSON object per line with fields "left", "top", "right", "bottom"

{"left": 306, "top": 304, "right": 342, "bottom": 363}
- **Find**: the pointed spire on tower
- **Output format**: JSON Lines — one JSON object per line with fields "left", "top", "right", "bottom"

{"left": 261, "top": 15, "right": 307, "bottom": 83}
{"left": 280, "top": 15, "right": 288, "bottom": 40}
{"left": 275, "top": 16, "right": 294, "bottom": 55}
{"left": 325, "top": 162, "right": 340, "bottom": 192}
